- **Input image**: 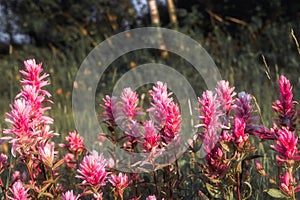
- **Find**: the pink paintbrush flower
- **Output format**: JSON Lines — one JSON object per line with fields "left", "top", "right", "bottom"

{"left": 233, "top": 118, "right": 248, "bottom": 146}
{"left": 100, "top": 95, "right": 118, "bottom": 125}
{"left": 63, "top": 131, "right": 85, "bottom": 153}
{"left": 8, "top": 180, "right": 30, "bottom": 200}
{"left": 0, "top": 153, "right": 8, "bottom": 173}
{"left": 272, "top": 75, "right": 296, "bottom": 130}
{"left": 146, "top": 195, "right": 157, "bottom": 200}
{"left": 142, "top": 120, "right": 160, "bottom": 152}
{"left": 148, "top": 82, "right": 181, "bottom": 145}
{"left": 2, "top": 59, "right": 56, "bottom": 157}
{"left": 196, "top": 90, "right": 222, "bottom": 153}
{"left": 38, "top": 142, "right": 57, "bottom": 167}
{"left": 119, "top": 88, "right": 143, "bottom": 121}
{"left": 279, "top": 172, "right": 296, "bottom": 196}
{"left": 76, "top": 151, "right": 108, "bottom": 188}
{"left": 61, "top": 190, "right": 80, "bottom": 200}
{"left": 109, "top": 173, "right": 131, "bottom": 198}
{"left": 271, "top": 128, "right": 300, "bottom": 162}
{"left": 215, "top": 80, "right": 236, "bottom": 116}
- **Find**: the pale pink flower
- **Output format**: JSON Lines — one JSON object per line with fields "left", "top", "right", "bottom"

{"left": 148, "top": 82, "right": 172, "bottom": 126}
{"left": 271, "top": 128, "right": 300, "bottom": 162}
{"left": 0, "top": 153, "right": 7, "bottom": 173}
{"left": 12, "top": 171, "right": 21, "bottom": 181}
{"left": 38, "top": 142, "right": 57, "bottom": 167}
{"left": 272, "top": 75, "right": 296, "bottom": 130}
{"left": 196, "top": 91, "right": 222, "bottom": 153}
{"left": 76, "top": 151, "right": 108, "bottom": 188}
{"left": 64, "top": 153, "right": 76, "bottom": 168}
{"left": 2, "top": 59, "right": 56, "bottom": 157}
{"left": 100, "top": 95, "right": 118, "bottom": 125}
{"left": 8, "top": 180, "right": 30, "bottom": 200}
{"left": 119, "top": 88, "right": 143, "bottom": 120}
{"left": 215, "top": 80, "right": 236, "bottom": 116}
{"left": 146, "top": 195, "right": 157, "bottom": 200}
{"left": 148, "top": 82, "right": 181, "bottom": 144}
{"left": 62, "top": 190, "right": 80, "bottom": 200}
{"left": 109, "top": 173, "right": 131, "bottom": 198}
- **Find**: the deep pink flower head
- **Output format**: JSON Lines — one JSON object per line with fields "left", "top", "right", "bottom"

{"left": 109, "top": 173, "right": 131, "bottom": 198}
{"left": 148, "top": 82, "right": 181, "bottom": 145}
{"left": 8, "top": 180, "right": 30, "bottom": 200}
{"left": 3, "top": 59, "right": 56, "bottom": 156}
{"left": 142, "top": 120, "right": 160, "bottom": 152}
{"left": 233, "top": 118, "right": 248, "bottom": 146}
{"left": 271, "top": 128, "right": 300, "bottom": 162}
{"left": 196, "top": 91, "right": 222, "bottom": 153}
{"left": 272, "top": 75, "right": 296, "bottom": 130}
{"left": 279, "top": 172, "right": 297, "bottom": 196}
{"left": 61, "top": 190, "right": 80, "bottom": 200}
{"left": 63, "top": 131, "right": 85, "bottom": 153}
{"left": 215, "top": 80, "right": 236, "bottom": 116}
{"left": 76, "top": 151, "right": 108, "bottom": 188}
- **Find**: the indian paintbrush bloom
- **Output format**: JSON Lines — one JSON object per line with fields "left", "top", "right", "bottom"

{"left": 197, "top": 90, "right": 222, "bottom": 153}
{"left": 3, "top": 59, "right": 56, "bottom": 157}
{"left": 8, "top": 180, "right": 30, "bottom": 200}
{"left": 61, "top": 190, "right": 80, "bottom": 200}
{"left": 119, "top": 88, "right": 143, "bottom": 121}
{"left": 38, "top": 142, "right": 57, "bottom": 167}
{"left": 272, "top": 75, "right": 296, "bottom": 130}
{"left": 61, "top": 131, "right": 85, "bottom": 153}
{"left": 76, "top": 151, "right": 108, "bottom": 188}
{"left": 142, "top": 120, "right": 160, "bottom": 152}
{"left": 109, "top": 173, "right": 131, "bottom": 199}
{"left": 215, "top": 80, "right": 236, "bottom": 116}
{"left": 279, "top": 172, "right": 300, "bottom": 196}
{"left": 148, "top": 82, "right": 181, "bottom": 144}
{"left": 0, "top": 153, "right": 7, "bottom": 173}
{"left": 271, "top": 128, "right": 300, "bottom": 163}
{"left": 233, "top": 117, "right": 248, "bottom": 146}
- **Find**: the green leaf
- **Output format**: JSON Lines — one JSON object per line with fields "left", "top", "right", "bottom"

{"left": 206, "top": 182, "right": 222, "bottom": 198}
{"left": 264, "top": 188, "right": 289, "bottom": 198}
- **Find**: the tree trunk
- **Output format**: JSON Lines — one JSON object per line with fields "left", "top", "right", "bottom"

{"left": 166, "top": 0, "right": 177, "bottom": 29}
{"left": 148, "top": 0, "right": 160, "bottom": 25}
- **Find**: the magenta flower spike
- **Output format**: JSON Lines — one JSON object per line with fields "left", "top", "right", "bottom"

{"left": 76, "top": 151, "right": 108, "bottom": 188}
{"left": 271, "top": 128, "right": 300, "bottom": 163}
{"left": 233, "top": 118, "right": 248, "bottom": 146}
{"left": 8, "top": 180, "right": 30, "bottom": 200}
{"left": 61, "top": 190, "right": 80, "bottom": 200}
{"left": 3, "top": 59, "right": 56, "bottom": 156}
{"left": 142, "top": 120, "right": 160, "bottom": 152}
{"left": 64, "top": 131, "right": 85, "bottom": 153}
{"left": 272, "top": 75, "right": 296, "bottom": 130}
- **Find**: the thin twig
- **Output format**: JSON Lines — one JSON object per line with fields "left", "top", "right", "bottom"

{"left": 291, "top": 29, "right": 300, "bottom": 55}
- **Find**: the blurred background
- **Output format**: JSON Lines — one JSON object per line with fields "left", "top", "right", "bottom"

{"left": 0, "top": 0, "right": 299, "bottom": 135}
